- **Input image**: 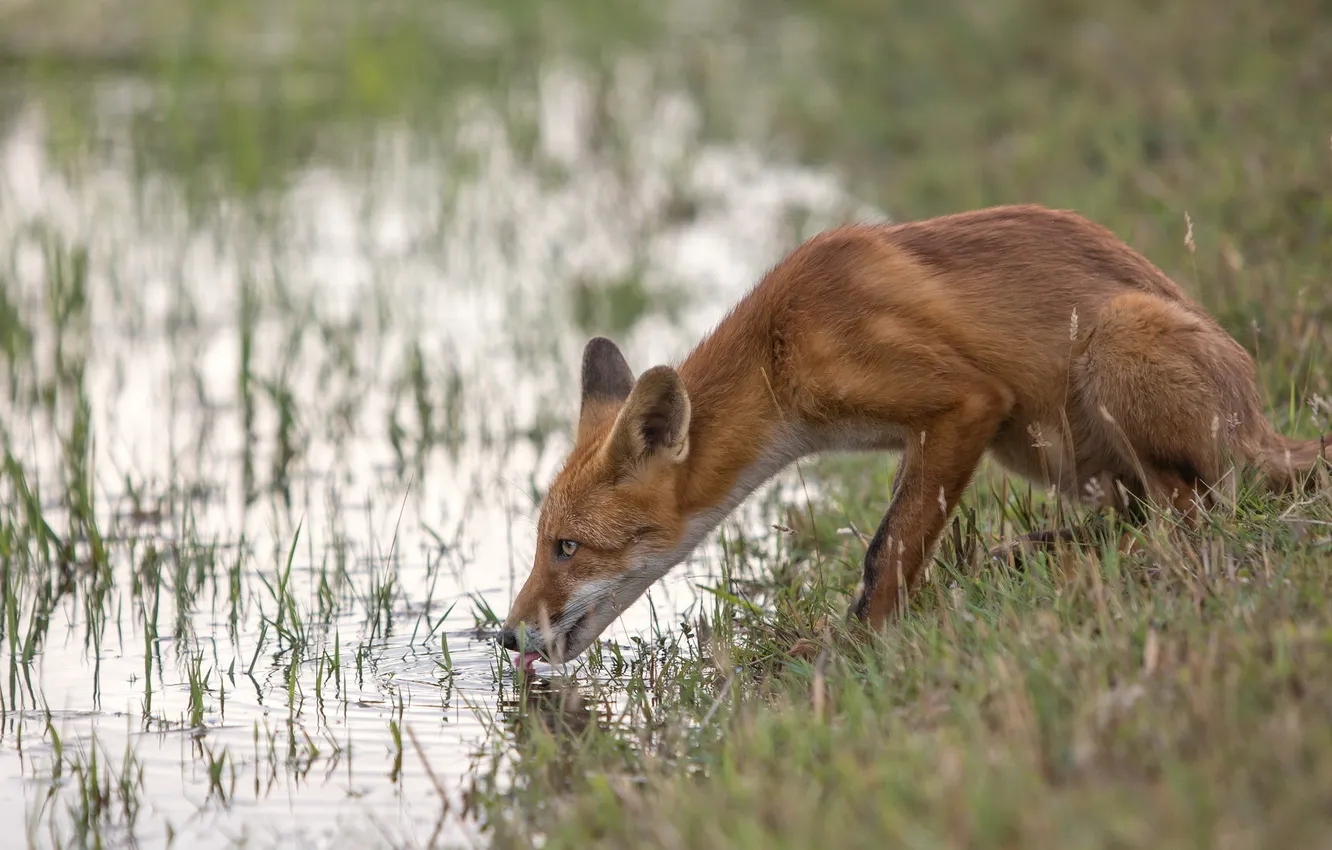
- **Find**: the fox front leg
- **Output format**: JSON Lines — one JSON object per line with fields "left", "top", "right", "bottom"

{"left": 851, "top": 390, "right": 1010, "bottom": 628}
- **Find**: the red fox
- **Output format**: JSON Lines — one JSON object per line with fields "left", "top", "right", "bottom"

{"left": 498, "top": 204, "right": 1329, "bottom": 667}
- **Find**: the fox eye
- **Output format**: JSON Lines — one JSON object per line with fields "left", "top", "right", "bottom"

{"left": 555, "top": 539, "right": 579, "bottom": 560}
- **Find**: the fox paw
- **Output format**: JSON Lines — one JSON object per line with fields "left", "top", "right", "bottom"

{"left": 788, "top": 638, "right": 822, "bottom": 661}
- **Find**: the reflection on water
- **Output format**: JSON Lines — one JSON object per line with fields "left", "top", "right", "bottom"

{"left": 0, "top": 55, "right": 878, "bottom": 846}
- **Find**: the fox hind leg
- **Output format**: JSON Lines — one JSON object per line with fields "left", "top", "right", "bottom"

{"left": 990, "top": 291, "right": 1252, "bottom": 564}
{"left": 1069, "top": 291, "right": 1254, "bottom": 523}
{"left": 999, "top": 291, "right": 1248, "bottom": 566}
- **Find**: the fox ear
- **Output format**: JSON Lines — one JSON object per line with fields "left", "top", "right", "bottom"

{"left": 578, "top": 337, "right": 636, "bottom": 442}
{"left": 581, "top": 337, "right": 635, "bottom": 403}
{"left": 608, "top": 365, "right": 691, "bottom": 469}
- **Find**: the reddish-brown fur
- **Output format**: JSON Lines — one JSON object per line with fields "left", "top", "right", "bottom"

{"left": 499, "top": 204, "right": 1329, "bottom": 664}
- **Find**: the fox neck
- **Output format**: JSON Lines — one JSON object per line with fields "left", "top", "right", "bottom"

{"left": 653, "top": 324, "right": 811, "bottom": 575}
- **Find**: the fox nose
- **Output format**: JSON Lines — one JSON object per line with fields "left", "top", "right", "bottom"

{"left": 497, "top": 627, "right": 520, "bottom": 652}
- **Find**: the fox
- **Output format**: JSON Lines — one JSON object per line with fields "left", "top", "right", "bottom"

{"left": 497, "top": 204, "right": 1330, "bottom": 668}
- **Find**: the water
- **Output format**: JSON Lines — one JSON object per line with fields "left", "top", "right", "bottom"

{"left": 0, "top": 50, "right": 880, "bottom": 847}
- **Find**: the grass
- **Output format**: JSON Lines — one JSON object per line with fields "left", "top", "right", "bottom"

{"left": 1, "top": 0, "right": 1331, "bottom": 847}
{"left": 478, "top": 469, "right": 1332, "bottom": 849}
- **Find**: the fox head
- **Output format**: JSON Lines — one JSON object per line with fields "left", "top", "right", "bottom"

{"left": 499, "top": 336, "right": 693, "bottom": 665}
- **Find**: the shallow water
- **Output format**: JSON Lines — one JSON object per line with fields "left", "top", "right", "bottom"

{"left": 0, "top": 50, "right": 880, "bottom": 846}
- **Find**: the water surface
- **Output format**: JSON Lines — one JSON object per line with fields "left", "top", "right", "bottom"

{"left": 0, "top": 44, "right": 879, "bottom": 847}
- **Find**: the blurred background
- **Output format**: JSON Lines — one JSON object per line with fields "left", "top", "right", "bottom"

{"left": 1, "top": 0, "right": 1329, "bottom": 846}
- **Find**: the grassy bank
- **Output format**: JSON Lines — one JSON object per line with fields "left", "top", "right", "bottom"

{"left": 465, "top": 1, "right": 1332, "bottom": 847}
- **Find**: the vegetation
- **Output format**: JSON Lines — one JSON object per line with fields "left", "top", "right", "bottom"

{"left": 0, "top": 0, "right": 1329, "bottom": 847}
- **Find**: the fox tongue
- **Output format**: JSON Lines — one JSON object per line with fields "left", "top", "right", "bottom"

{"left": 518, "top": 651, "right": 541, "bottom": 671}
